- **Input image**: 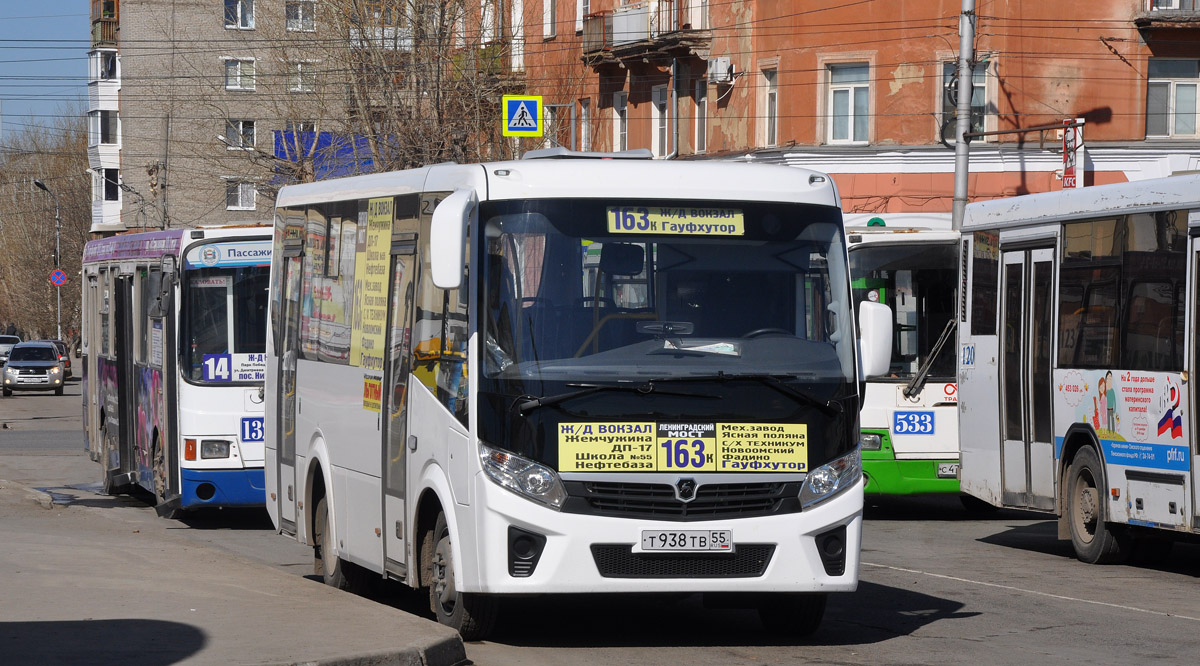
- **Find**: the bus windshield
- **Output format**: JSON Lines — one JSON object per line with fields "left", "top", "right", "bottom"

{"left": 848, "top": 241, "right": 957, "bottom": 380}
{"left": 183, "top": 264, "right": 269, "bottom": 383}
{"left": 481, "top": 199, "right": 855, "bottom": 384}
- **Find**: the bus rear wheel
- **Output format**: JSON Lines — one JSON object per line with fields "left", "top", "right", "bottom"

{"left": 757, "top": 593, "right": 827, "bottom": 637}
{"left": 429, "top": 511, "right": 497, "bottom": 641}
{"left": 313, "top": 496, "right": 372, "bottom": 594}
{"left": 1067, "top": 446, "right": 1130, "bottom": 564}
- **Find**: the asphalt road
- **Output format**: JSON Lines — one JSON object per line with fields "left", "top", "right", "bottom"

{"left": 5, "top": 376, "right": 1200, "bottom": 665}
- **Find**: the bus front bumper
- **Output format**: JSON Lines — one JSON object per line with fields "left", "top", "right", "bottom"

{"left": 181, "top": 468, "right": 265, "bottom": 509}
{"left": 463, "top": 473, "right": 863, "bottom": 595}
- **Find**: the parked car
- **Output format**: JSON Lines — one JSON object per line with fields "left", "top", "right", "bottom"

{"left": 42, "top": 339, "right": 72, "bottom": 378}
{"left": 0, "top": 335, "right": 19, "bottom": 366}
{"left": 2, "top": 341, "right": 65, "bottom": 396}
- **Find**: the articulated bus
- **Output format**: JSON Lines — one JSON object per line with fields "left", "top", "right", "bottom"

{"left": 847, "top": 226, "right": 966, "bottom": 500}
{"left": 81, "top": 225, "right": 272, "bottom": 517}
{"left": 959, "top": 174, "right": 1200, "bottom": 563}
{"left": 264, "top": 149, "right": 892, "bottom": 639}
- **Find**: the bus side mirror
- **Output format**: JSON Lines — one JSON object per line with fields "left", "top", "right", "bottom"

{"left": 430, "top": 189, "right": 478, "bottom": 290}
{"left": 858, "top": 301, "right": 893, "bottom": 379}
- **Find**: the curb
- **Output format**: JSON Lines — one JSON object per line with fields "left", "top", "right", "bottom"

{"left": 0, "top": 479, "right": 54, "bottom": 509}
{"left": 281, "top": 636, "right": 470, "bottom": 666}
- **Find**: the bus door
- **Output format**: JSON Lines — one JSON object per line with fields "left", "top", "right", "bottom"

{"left": 110, "top": 273, "right": 137, "bottom": 488}
{"left": 383, "top": 235, "right": 418, "bottom": 579}
{"left": 84, "top": 273, "right": 101, "bottom": 461}
{"left": 999, "top": 247, "right": 1056, "bottom": 510}
{"left": 276, "top": 254, "right": 303, "bottom": 533}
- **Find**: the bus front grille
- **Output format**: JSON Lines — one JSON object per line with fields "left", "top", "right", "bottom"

{"left": 562, "top": 481, "right": 802, "bottom": 521}
{"left": 590, "top": 544, "right": 775, "bottom": 578}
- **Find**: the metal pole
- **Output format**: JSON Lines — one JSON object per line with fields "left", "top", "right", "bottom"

{"left": 951, "top": 0, "right": 976, "bottom": 231}
{"left": 55, "top": 198, "right": 61, "bottom": 341}
{"left": 34, "top": 179, "right": 63, "bottom": 340}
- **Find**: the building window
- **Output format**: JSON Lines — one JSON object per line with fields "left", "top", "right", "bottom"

{"left": 579, "top": 98, "right": 591, "bottom": 151}
{"left": 225, "top": 0, "right": 255, "bottom": 29}
{"left": 225, "top": 119, "right": 256, "bottom": 149}
{"left": 941, "top": 61, "right": 988, "bottom": 143}
{"left": 91, "top": 51, "right": 118, "bottom": 80}
{"left": 828, "top": 63, "right": 869, "bottom": 143}
{"left": 226, "top": 180, "right": 256, "bottom": 210}
{"left": 482, "top": 0, "right": 503, "bottom": 43}
{"left": 613, "top": 91, "right": 628, "bottom": 151}
{"left": 89, "top": 110, "right": 118, "bottom": 146}
{"left": 225, "top": 58, "right": 256, "bottom": 91}
{"left": 694, "top": 79, "right": 707, "bottom": 154}
{"left": 686, "top": 0, "right": 707, "bottom": 28}
{"left": 96, "top": 168, "right": 120, "bottom": 202}
{"left": 763, "top": 69, "right": 778, "bottom": 147}
{"left": 545, "top": 0, "right": 557, "bottom": 38}
{"left": 652, "top": 85, "right": 669, "bottom": 157}
{"left": 286, "top": 0, "right": 316, "bottom": 31}
{"left": 1149, "top": 0, "right": 1200, "bottom": 9}
{"left": 1147, "top": 59, "right": 1199, "bottom": 138}
{"left": 289, "top": 61, "right": 316, "bottom": 92}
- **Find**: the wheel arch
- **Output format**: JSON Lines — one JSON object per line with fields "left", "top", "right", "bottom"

{"left": 413, "top": 483, "right": 448, "bottom": 589}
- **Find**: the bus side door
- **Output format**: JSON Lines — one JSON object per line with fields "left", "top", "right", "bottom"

{"left": 383, "top": 236, "right": 418, "bottom": 580}
{"left": 999, "top": 247, "right": 1056, "bottom": 510}
{"left": 276, "top": 254, "right": 303, "bottom": 533}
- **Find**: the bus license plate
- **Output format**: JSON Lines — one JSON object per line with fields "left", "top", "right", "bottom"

{"left": 937, "top": 462, "right": 959, "bottom": 478}
{"left": 640, "top": 530, "right": 732, "bottom": 552}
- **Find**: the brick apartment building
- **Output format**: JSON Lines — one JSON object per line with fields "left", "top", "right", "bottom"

{"left": 88, "top": 0, "right": 1200, "bottom": 232}
{"left": 521, "top": 0, "right": 1200, "bottom": 224}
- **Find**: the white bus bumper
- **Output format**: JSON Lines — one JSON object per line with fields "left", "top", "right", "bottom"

{"left": 465, "top": 474, "right": 863, "bottom": 595}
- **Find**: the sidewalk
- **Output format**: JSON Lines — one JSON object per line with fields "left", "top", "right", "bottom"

{"left": 0, "top": 479, "right": 468, "bottom": 666}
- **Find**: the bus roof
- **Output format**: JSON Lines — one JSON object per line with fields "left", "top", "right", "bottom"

{"left": 962, "top": 173, "right": 1200, "bottom": 231}
{"left": 83, "top": 225, "right": 270, "bottom": 265}
{"left": 275, "top": 159, "right": 840, "bottom": 210}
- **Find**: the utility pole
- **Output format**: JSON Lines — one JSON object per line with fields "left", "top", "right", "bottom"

{"left": 951, "top": 0, "right": 976, "bottom": 231}
{"left": 33, "top": 179, "right": 62, "bottom": 340}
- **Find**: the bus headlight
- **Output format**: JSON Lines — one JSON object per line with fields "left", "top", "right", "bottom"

{"left": 201, "top": 440, "right": 231, "bottom": 459}
{"left": 858, "top": 433, "right": 882, "bottom": 451}
{"left": 799, "top": 448, "right": 862, "bottom": 509}
{"left": 479, "top": 442, "right": 566, "bottom": 510}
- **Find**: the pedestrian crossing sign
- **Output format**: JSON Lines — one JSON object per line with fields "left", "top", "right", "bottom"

{"left": 502, "top": 95, "right": 543, "bottom": 137}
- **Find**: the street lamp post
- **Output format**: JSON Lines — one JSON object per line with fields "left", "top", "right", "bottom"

{"left": 33, "top": 179, "right": 62, "bottom": 341}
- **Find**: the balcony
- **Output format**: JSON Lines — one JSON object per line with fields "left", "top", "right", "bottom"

{"left": 92, "top": 19, "right": 118, "bottom": 47}
{"left": 582, "top": 1, "right": 710, "bottom": 66}
{"left": 1135, "top": 0, "right": 1200, "bottom": 32}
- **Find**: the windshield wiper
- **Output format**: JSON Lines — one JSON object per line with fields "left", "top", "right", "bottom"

{"left": 640, "top": 373, "right": 842, "bottom": 418}
{"left": 515, "top": 381, "right": 719, "bottom": 415}
{"left": 903, "top": 319, "right": 957, "bottom": 399}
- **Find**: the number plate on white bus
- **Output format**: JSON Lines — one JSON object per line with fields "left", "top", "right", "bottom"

{"left": 937, "top": 462, "right": 959, "bottom": 478}
{"left": 640, "top": 530, "right": 732, "bottom": 552}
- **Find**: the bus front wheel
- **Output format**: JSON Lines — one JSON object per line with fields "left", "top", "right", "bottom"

{"left": 758, "top": 593, "right": 827, "bottom": 637}
{"left": 430, "top": 511, "right": 497, "bottom": 641}
{"left": 1067, "top": 446, "right": 1130, "bottom": 564}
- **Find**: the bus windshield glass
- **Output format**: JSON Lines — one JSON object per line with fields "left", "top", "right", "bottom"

{"left": 848, "top": 242, "right": 957, "bottom": 380}
{"left": 182, "top": 258, "right": 270, "bottom": 383}
{"left": 481, "top": 199, "right": 854, "bottom": 384}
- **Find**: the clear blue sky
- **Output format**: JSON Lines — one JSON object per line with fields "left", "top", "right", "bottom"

{"left": 0, "top": 5, "right": 90, "bottom": 140}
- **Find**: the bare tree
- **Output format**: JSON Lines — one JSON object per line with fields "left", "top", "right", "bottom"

{"left": 0, "top": 112, "right": 90, "bottom": 340}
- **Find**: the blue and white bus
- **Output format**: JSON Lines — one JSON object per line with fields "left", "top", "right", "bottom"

{"left": 81, "top": 224, "right": 272, "bottom": 517}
